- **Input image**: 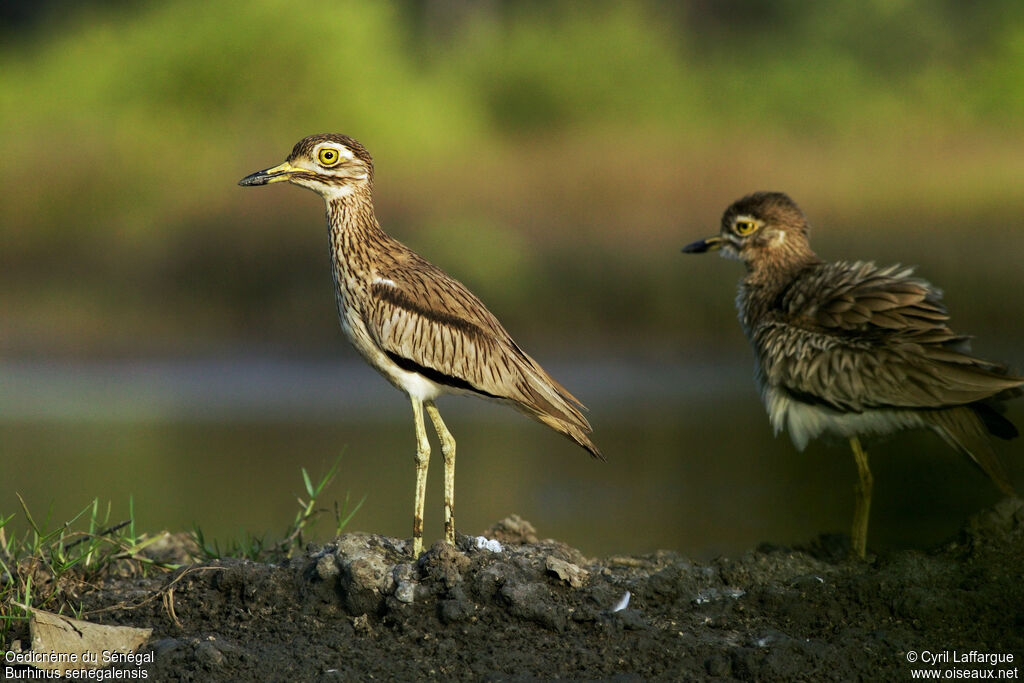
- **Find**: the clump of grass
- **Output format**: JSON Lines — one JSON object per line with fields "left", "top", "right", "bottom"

{"left": 191, "top": 457, "right": 365, "bottom": 562}
{"left": 0, "top": 460, "right": 364, "bottom": 646}
{"left": 0, "top": 494, "right": 174, "bottom": 644}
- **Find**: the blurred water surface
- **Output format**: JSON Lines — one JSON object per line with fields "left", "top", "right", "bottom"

{"left": 2, "top": 356, "right": 1019, "bottom": 559}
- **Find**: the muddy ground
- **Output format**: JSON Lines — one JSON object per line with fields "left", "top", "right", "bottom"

{"left": 4, "top": 501, "right": 1024, "bottom": 681}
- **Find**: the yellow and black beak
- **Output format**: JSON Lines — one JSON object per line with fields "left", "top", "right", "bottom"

{"left": 681, "top": 236, "right": 724, "bottom": 254}
{"left": 238, "top": 160, "right": 298, "bottom": 186}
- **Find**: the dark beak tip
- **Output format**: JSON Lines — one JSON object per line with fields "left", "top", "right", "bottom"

{"left": 238, "top": 172, "right": 267, "bottom": 187}
{"left": 681, "top": 240, "right": 709, "bottom": 254}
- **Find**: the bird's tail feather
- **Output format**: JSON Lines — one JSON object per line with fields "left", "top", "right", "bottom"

{"left": 507, "top": 350, "right": 603, "bottom": 459}
{"left": 526, "top": 408, "right": 604, "bottom": 461}
{"left": 928, "top": 407, "right": 1016, "bottom": 496}
{"left": 971, "top": 401, "right": 1019, "bottom": 440}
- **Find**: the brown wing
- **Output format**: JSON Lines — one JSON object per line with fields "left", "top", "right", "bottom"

{"left": 363, "top": 250, "right": 601, "bottom": 458}
{"left": 761, "top": 261, "right": 1024, "bottom": 412}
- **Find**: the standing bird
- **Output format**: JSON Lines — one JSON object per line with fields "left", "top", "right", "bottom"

{"left": 239, "top": 134, "right": 601, "bottom": 556}
{"left": 683, "top": 191, "right": 1021, "bottom": 558}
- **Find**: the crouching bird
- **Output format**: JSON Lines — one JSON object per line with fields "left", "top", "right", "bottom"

{"left": 683, "top": 191, "right": 1021, "bottom": 558}
{"left": 240, "top": 134, "right": 601, "bottom": 556}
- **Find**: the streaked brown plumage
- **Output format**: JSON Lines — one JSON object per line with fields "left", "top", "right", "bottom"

{"left": 684, "top": 191, "right": 1021, "bottom": 558}
{"left": 240, "top": 134, "right": 600, "bottom": 556}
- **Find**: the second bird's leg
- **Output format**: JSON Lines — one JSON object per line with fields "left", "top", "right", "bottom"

{"left": 849, "top": 436, "right": 873, "bottom": 560}
{"left": 425, "top": 401, "right": 457, "bottom": 546}
{"left": 411, "top": 397, "right": 431, "bottom": 557}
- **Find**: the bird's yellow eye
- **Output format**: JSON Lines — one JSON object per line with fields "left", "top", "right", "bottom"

{"left": 734, "top": 219, "right": 757, "bottom": 236}
{"left": 318, "top": 148, "right": 341, "bottom": 167}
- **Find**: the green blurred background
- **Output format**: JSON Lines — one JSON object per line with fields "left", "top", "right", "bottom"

{"left": 2, "top": 0, "right": 1023, "bottom": 557}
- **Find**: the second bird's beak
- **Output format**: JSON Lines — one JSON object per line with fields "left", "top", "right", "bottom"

{"left": 681, "top": 236, "right": 724, "bottom": 254}
{"left": 238, "top": 160, "right": 297, "bottom": 186}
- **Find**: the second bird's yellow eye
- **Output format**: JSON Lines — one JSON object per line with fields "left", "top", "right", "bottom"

{"left": 734, "top": 219, "right": 757, "bottom": 236}
{"left": 318, "top": 148, "right": 341, "bottom": 166}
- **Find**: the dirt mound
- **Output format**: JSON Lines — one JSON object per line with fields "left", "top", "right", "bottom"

{"left": 5, "top": 502, "right": 1023, "bottom": 680}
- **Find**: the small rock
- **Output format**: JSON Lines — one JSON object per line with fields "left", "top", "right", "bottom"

{"left": 392, "top": 562, "right": 417, "bottom": 603}
{"left": 351, "top": 614, "right": 372, "bottom": 635}
{"left": 316, "top": 554, "right": 339, "bottom": 579}
{"left": 334, "top": 534, "right": 396, "bottom": 614}
{"left": 485, "top": 515, "right": 539, "bottom": 545}
{"left": 546, "top": 556, "right": 589, "bottom": 588}
{"left": 473, "top": 536, "right": 503, "bottom": 553}
{"left": 393, "top": 562, "right": 416, "bottom": 582}
{"left": 195, "top": 641, "right": 225, "bottom": 669}
{"left": 27, "top": 608, "right": 152, "bottom": 674}
{"left": 395, "top": 580, "right": 416, "bottom": 603}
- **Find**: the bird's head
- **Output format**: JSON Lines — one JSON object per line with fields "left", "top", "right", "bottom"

{"left": 683, "top": 192, "right": 812, "bottom": 266}
{"left": 238, "top": 134, "right": 373, "bottom": 200}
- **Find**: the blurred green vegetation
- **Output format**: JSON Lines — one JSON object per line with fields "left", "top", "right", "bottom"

{"left": 3, "top": 0, "right": 1024, "bottom": 356}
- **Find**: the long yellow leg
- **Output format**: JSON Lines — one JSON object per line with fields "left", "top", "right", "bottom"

{"left": 849, "top": 436, "right": 873, "bottom": 560}
{"left": 411, "top": 397, "right": 431, "bottom": 557}
{"left": 425, "top": 401, "right": 457, "bottom": 546}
